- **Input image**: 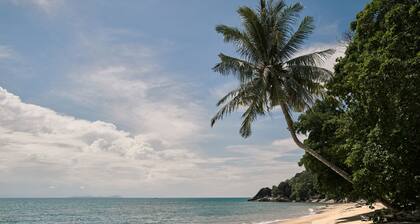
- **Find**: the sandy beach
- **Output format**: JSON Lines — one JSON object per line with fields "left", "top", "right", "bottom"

{"left": 277, "top": 203, "right": 384, "bottom": 224}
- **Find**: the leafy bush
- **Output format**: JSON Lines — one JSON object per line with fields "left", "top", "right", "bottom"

{"left": 296, "top": 0, "right": 420, "bottom": 211}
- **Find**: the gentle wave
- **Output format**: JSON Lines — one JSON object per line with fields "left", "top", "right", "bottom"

{"left": 252, "top": 218, "right": 288, "bottom": 224}
{"left": 0, "top": 198, "right": 321, "bottom": 224}
{"left": 254, "top": 206, "right": 322, "bottom": 224}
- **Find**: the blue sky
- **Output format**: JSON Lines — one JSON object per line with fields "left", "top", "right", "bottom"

{"left": 0, "top": 0, "right": 368, "bottom": 197}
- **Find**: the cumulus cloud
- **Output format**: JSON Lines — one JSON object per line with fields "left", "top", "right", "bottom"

{"left": 52, "top": 30, "right": 207, "bottom": 148}
{"left": 59, "top": 64, "right": 205, "bottom": 147}
{"left": 0, "top": 87, "right": 203, "bottom": 196}
{"left": 293, "top": 42, "right": 346, "bottom": 71}
{"left": 0, "top": 87, "right": 301, "bottom": 197}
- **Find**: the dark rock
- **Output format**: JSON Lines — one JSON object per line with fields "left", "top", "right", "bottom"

{"left": 248, "top": 187, "right": 272, "bottom": 201}
{"left": 275, "top": 196, "right": 291, "bottom": 202}
{"left": 311, "top": 194, "right": 322, "bottom": 199}
{"left": 394, "top": 210, "right": 420, "bottom": 222}
{"left": 360, "top": 215, "right": 370, "bottom": 221}
{"left": 257, "top": 197, "right": 271, "bottom": 202}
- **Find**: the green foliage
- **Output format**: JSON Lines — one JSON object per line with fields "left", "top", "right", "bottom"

{"left": 288, "top": 171, "right": 319, "bottom": 201}
{"left": 211, "top": 0, "right": 333, "bottom": 137}
{"left": 271, "top": 185, "right": 279, "bottom": 197}
{"left": 296, "top": 98, "right": 354, "bottom": 199}
{"left": 277, "top": 171, "right": 320, "bottom": 201}
{"left": 297, "top": 0, "right": 420, "bottom": 210}
{"left": 277, "top": 181, "right": 292, "bottom": 198}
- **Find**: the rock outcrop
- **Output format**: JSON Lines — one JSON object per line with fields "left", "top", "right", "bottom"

{"left": 248, "top": 187, "right": 272, "bottom": 201}
{"left": 248, "top": 171, "right": 344, "bottom": 203}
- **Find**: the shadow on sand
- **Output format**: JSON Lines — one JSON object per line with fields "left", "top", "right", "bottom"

{"left": 336, "top": 211, "right": 375, "bottom": 223}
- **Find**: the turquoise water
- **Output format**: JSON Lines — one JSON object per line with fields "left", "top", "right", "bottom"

{"left": 0, "top": 198, "right": 318, "bottom": 224}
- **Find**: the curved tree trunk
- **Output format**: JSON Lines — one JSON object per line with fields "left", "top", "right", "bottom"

{"left": 279, "top": 103, "right": 353, "bottom": 183}
{"left": 279, "top": 103, "right": 395, "bottom": 209}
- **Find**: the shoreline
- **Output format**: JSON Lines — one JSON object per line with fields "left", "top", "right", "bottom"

{"left": 275, "top": 203, "right": 384, "bottom": 224}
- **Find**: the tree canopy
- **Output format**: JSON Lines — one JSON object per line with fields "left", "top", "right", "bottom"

{"left": 296, "top": 0, "right": 420, "bottom": 210}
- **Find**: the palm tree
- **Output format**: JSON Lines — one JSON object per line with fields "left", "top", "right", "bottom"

{"left": 211, "top": 0, "right": 353, "bottom": 183}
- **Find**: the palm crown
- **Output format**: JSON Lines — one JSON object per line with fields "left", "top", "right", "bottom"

{"left": 211, "top": 0, "right": 334, "bottom": 138}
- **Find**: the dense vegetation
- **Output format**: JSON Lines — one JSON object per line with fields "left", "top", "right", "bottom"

{"left": 214, "top": 0, "right": 419, "bottom": 217}
{"left": 296, "top": 0, "right": 420, "bottom": 211}
{"left": 278, "top": 171, "right": 318, "bottom": 201}
{"left": 250, "top": 171, "right": 323, "bottom": 202}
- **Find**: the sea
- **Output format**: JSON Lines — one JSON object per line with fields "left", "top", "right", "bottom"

{"left": 0, "top": 198, "right": 320, "bottom": 224}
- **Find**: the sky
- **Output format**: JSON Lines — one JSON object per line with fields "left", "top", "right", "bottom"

{"left": 0, "top": 0, "right": 369, "bottom": 197}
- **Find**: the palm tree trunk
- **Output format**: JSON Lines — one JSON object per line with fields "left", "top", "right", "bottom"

{"left": 279, "top": 103, "right": 353, "bottom": 184}
{"left": 279, "top": 103, "right": 396, "bottom": 209}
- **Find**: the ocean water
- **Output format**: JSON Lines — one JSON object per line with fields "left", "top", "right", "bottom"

{"left": 0, "top": 198, "right": 319, "bottom": 224}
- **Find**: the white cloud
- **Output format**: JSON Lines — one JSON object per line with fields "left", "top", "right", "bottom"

{"left": 220, "top": 140, "right": 303, "bottom": 188}
{"left": 271, "top": 138, "right": 299, "bottom": 150}
{"left": 293, "top": 42, "right": 346, "bottom": 71}
{"left": 0, "top": 87, "right": 202, "bottom": 196}
{"left": 226, "top": 137, "right": 302, "bottom": 163}
{"left": 52, "top": 30, "right": 208, "bottom": 148}
{"left": 59, "top": 65, "right": 206, "bottom": 147}
{"left": 0, "top": 23, "right": 314, "bottom": 197}
{"left": 0, "top": 87, "right": 301, "bottom": 197}
{"left": 210, "top": 81, "right": 238, "bottom": 99}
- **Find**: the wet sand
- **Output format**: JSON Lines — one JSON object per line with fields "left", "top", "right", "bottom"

{"left": 277, "top": 203, "right": 384, "bottom": 224}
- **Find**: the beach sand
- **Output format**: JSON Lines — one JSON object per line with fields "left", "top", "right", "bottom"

{"left": 277, "top": 203, "right": 384, "bottom": 224}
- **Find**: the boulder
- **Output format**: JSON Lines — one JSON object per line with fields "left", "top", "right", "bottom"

{"left": 325, "top": 199, "right": 336, "bottom": 204}
{"left": 275, "top": 196, "right": 291, "bottom": 202}
{"left": 257, "top": 197, "right": 271, "bottom": 202}
{"left": 248, "top": 187, "right": 272, "bottom": 201}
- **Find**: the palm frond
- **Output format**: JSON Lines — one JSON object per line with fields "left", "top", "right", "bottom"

{"left": 215, "top": 78, "right": 261, "bottom": 107}
{"left": 275, "top": 2, "right": 303, "bottom": 39}
{"left": 239, "top": 94, "right": 265, "bottom": 137}
{"left": 259, "top": 0, "right": 267, "bottom": 18}
{"left": 269, "top": 0, "right": 286, "bottom": 17}
{"left": 238, "top": 6, "right": 269, "bottom": 61}
{"left": 287, "top": 65, "right": 333, "bottom": 82}
{"left": 215, "top": 25, "right": 260, "bottom": 62}
{"left": 211, "top": 95, "right": 243, "bottom": 127}
{"left": 213, "top": 54, "right": 256, "bottom": 83}
{"left": 277, "top": 3, "right": 303, "bottom": 26}
{"left": 211, "top": 78, "right": 262, "bottom": 126}
{"left": 215, "top": 25, "right": 245, "bottom": 43}
{"left": 279, "top": 16, "right": 314, "bottom": 60}
{"left": 283, "top": 66, "right": 328, "bottom": 111}
{"left": 267, "top": 66, "right": 288, "bottom": 105}
{"left": 215, "top": 87, "right": 241, "bottom": 107}
{"left": 212, "top": 0, "right": 335, "bottom": 138}
{"left": 286, "top": 49, "right": 335, "bottom": 67}
{"left": 283, "top": 76, "right": 315, "bottom": 111}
